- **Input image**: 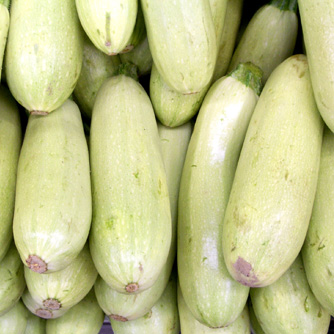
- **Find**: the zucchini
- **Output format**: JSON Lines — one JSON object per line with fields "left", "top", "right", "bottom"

{"left": 24, "top": 244, "right": 97, "bottom": 315}
{"left": 209, "top": 0, "right": 228, "bottom": 44}
{"left": 75, "top": 0, "right": 137, "bottom": 56}
{"left": 0, "top": 243, "right": 25, "bottom": 316}
{"left": 0, "top": 86, "right": 21, "bottom": 261}
{"left": 0, "top": 3, "right": 9, "bottom": 82}
{"left": 212, "top": 0, "right": 243, "bottom": 82}
{"left": 178, "top": 63, "right": 261, "bottom": 328}
{"left": 0, "top": 301, "right": 28, "bottom": 334}
{"left": 46, "top": 289, "right": 104, "bottom": 334}
{"left": 298, "top": 0, "right": 334, "bottom": 132}
{"left": 90, "top": 72, "right": 171, "bottom": 294}
{"left": 141, "top": 0, "right": 217, "bottom": 94}
{"left": 73, "top": 33, "right": 121, "bottom": 120}
{"left": 178, "top": 287, "right": 251, "bottom": 334}
{"left": 13, "top": 100, "right": 91, "bottom": 274}
{"left": 95, "top": 122, "right": 192, "bottom": 321}
{"left": 222, "top": 55, "right": 324, "bottom": 287}
{"left": 248, "top": 299, "right": 265, "bottom": 334}
{"left": 110, "top": 276, "right": 179, "bottom": 334}
{"left": 302, "top": 126, "right": 334, "bottom": 316}
{"left": 250, "top": 255, "right": 330, "bottom": 333}
{"left": 5, "top": 0, "right": 83, "bottom": 114}
{"left": 25, "top": 312, "right": 46, "bottom": 334}
{"left": 228, "top": 0, "right": 298, "bottom": 83}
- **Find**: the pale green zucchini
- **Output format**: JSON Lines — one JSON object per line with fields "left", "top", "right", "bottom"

{"left": 46, "top": 289, "right": 104, "bottom": 334}
{"left": 22, "top": 289, "right": 68, "bottom": 320}
{"left": 141, "top": 0, "right": 217, "bottom": 94}
{"left": 178, "top": 287, "right": 250, "bottom": 334}
{"left": 5, "top": 0, "right": 83, "bottom": 114}
{"left": 13, "top": 100, "right": 91, "bottom": 274}
{"left": 0, "top": 3, "right": 9, "bottom": 82}
{"left": 120, "top": 37, "right": 153, "bottom": 77}
{"left": 25, "top": 312, "right": 46, "bottom": 334}
{"left": 90, "top": 73, "right": 171, "bottom": 294}
{"left": 299, "top": 1, "right": 334, "bottom": 132}
{"left": 0, "top": 86, "right": 21, "bottom": 261}
{"left": 110, "top": 276, "right": 179, "bottom": 334}
{"left": 228, "top": 0, "right": 298, "bottom": 83}
{"left": 0, "top": 301, "right": 28, "bottom": 334}
{"left": 222, "top": 55, "right": 324, "bottom": 288}
{"left": 212, "top": 0, "right": 243, "bottom": 82}
{"left": 178, "top": 63, "right": 261, "bottom": 328}
{"left": 95, "top": 122, "right": 192, "bottom": 321}
{"left": 0, "top": 243, "right": 25, "bottom": 316}
{"left": 250, "top": 255, "right": 330, "bottom": 333}
{"left": 74, "top": 34, "right": 121, "bottom": 120}
{"left": 75, "top": 0, "right": 137, "bottom": 56}
{"left": 302, "top": 127, "right": 334, "bottom": 316}
{"left": 248, "top": 300, "right": 265, "bottom": 334}
{"left": 24, "top": 244, "right": 97, "bottom": 314}
{"left": 209, "top": 0, "right": 228, "bottom": 44}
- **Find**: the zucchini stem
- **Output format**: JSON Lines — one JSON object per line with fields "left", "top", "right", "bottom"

{"left": 269, "top": 0, "right": 298, "bottom": 12}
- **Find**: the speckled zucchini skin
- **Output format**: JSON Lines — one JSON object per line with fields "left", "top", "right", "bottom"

{"left": 178, "top": 64, "right": 260, "bottom": 328}
{"left": 302, "top": 127, "right": 334, "bottom": 316}
{"left": 141, "top": 0, "right": 217, "bottom": 94}
{"left": 46, "top": 289, "right": 104, "bottom": 334}
{"left": 0, "top": 4, "right": 9, "bottom": 82}
{"left": 5, "top": 0, "right": 84, "bottom": 114}
{"left": 222, "top": 55, "right": 324, "bottom": 288}
{"left": 0, "top": 86, "right": 21, "bottom": 262}
{"left": 0, "top": 301, "right": 29, "bottom": 334}
{"left": 250, "top": 256, "right": 330, "bottom": 334}
{"left": 75, "top": 0, "right": 137, "bottom": 56}
{"left": 178, "top": 287, "right": 251, "bottom": 334}
{"left": 110, "top": 276, "right": 179, "bottom": 334}
{"left": 0, "top": 243, "right": 25, "bottom": 316}
{"left": 89, "top": 74, "right": 171, "bottom": 294}
{"left": 13, "top": 100, "right": 92, "bottom": 274}
{"left": 25, "top": 312, "right": 46, "bottom": 334}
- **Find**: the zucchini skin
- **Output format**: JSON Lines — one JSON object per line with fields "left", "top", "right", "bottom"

{"left": 248, "top": 299, "right": 265, "bottom": 334}
{"left": 222, "top": 55, "right": 323, "bottom": 287}
{"left": 298, "top": 0, "right": 334, "bottom": 132}
{"left": 228, "top": 2, "right": 298, "bottom": 83}
{"left": 0, "top": 301, "right": 28, "bottom": 334}
{"left": 250, "top": 256, "right": 330, "bottom": 334}
{"left": 90, "top": 75, "right": 171, "bottom": 294}
{"left": 0, "top": 86, "right": 21, "bottom": 261}
{"left": 75, "top": 0, "right": 137, "bottom": 56}
{"left": 13, "top": 100, "right": 91, "bottom": 273}
{"left": 178, "top": 286, "right": 251, "bottom": 334}
{"left": 46, "top": 289, "right": 104, "bottom": 334}
{"left": 302, "top": 127, "right": 334, "bottom": 316}
{"left": 25, "top": 312, "right": 46, "bottom": 334}
{"left": 178, "top": 64, "right": 260, "bottom": 328}
{"left": 5, "top": 0, "right": 83, "bottom": 114}
{"left": 0, "top": 4, "right": 9, "bottom": 82}
{"left": 141, "top": 0, "right": 217, "bottom": 94}
{"left": 0, "top": 244, "right": 25, "bottom": 316}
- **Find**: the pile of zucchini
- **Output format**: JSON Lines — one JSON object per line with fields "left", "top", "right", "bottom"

{"left": 1, "top": 0, "right": 334, "bottom": 333}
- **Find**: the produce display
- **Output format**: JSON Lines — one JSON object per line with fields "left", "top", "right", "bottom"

{"left": 1, "top": 0, "right": 334, "bottom": 333}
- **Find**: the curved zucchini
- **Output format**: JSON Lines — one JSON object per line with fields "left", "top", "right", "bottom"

{"left": 0, "top": 243, "right": 25, "bottom": 316}
{"left": 90, "top": 74, "right": 171, "bottom": 294}
{"left": 0, "top": 301, "right": 28, "bottom": 334}
{"left": 13, "top": 100, "right": 91, "bottom": 274}
{"left": 212, "top": 0, "right": 243, "bottom": 82}
{"left": 298, "top": 1, "right": 334, "bottom": 132}
{"left": 178, "top": 287, "right": 250, "bottom": 334}
{"left": 222, "top": 55, "right": 324, "bottom": 287}
{"left": 25, "top": 312, "right": 46, "bottom": 334}
{"left": 250, "top": 255, "right": 330, "bottom": 333}
{"left": 302, "top": 127, "right": 334, "bottom": 316}
{"left": 74, "top": 34, "right": 121, "bottom": 120}
{"left": 178, "top": 63, "right": 261, "bottom": 328}
{"left": 228, "top": 0, "right": 298, "bottom": 83}
{"left": 75, "top": 0, "right": 137, "bottom": 56}
{"left": 120, "top": 37, "right": 153, "bottom": 77}
{"left": 24, "top": 244, "right": 97, "bottom": 315}
{"left": 141, "top": 0, "right": 217, "bottom": 94}
{"left": 46, "top": 289, "right": 104, "bottom": 334}
{"left": 110, "top": 276, "right": 179, "bottom": 334}
{"left": 95, "top": 122, "right": 192, "bottom": 321}
{"left": 0, "top": 86, "right": 21, "bottom": 261}
{"left": 0, "top": 3, "right": 9, "bottom": 82}
{"left": 5, "top": 0, "right": 83, "bottom": 114}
